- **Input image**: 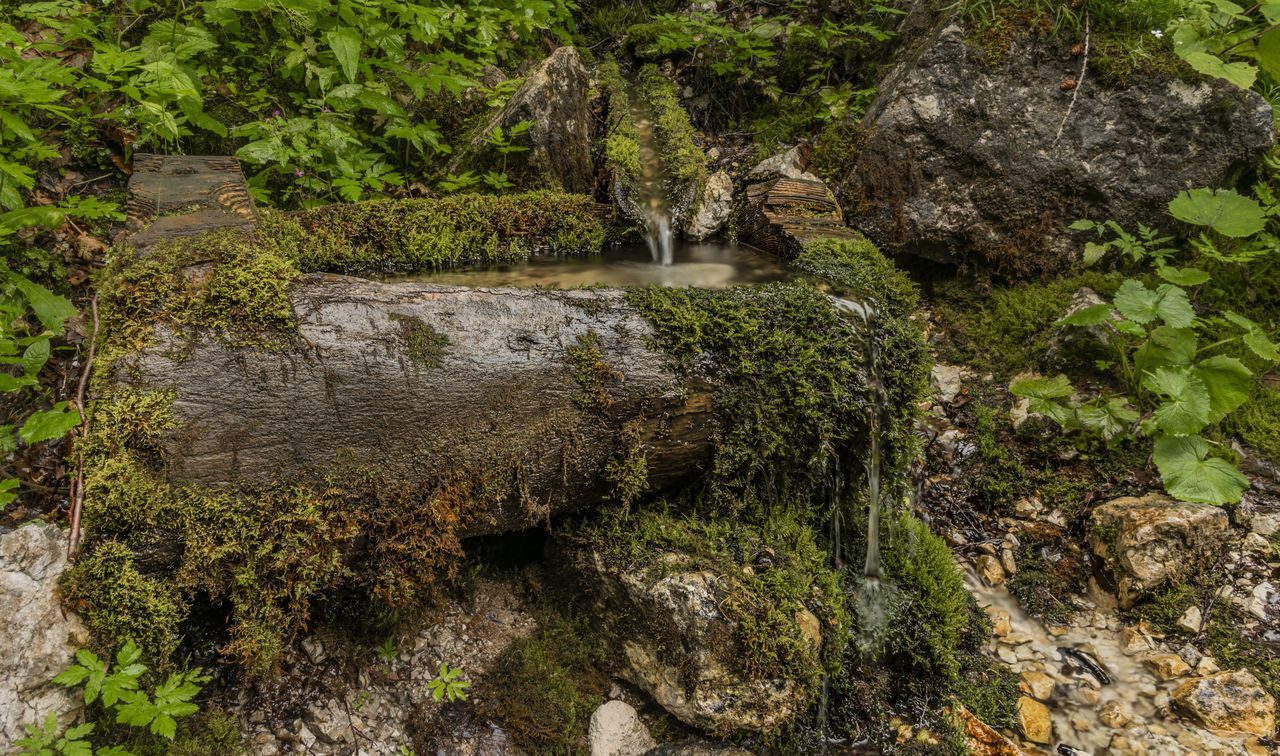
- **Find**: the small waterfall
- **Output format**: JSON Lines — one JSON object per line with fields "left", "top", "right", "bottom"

{"left": 631, "top": 106, "right": 675, "bottom": 266}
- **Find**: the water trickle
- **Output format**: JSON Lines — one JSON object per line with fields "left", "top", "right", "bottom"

{"left": 631, "top": 104, "right": 675, "bottom": 266}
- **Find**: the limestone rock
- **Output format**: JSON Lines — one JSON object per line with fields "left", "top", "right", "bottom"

{"left": 1014, "top": 696, "right": 1051, "bottom": 744}
{"left": 1018, "top": 670, "right": 1055, "bottom": 701}
{"left": 454, "top": 47, "right": 592, "bottom": 193}
{"left": 566, "top": 551, "right": 817, "bottom": 732}
{"left": 1144, "top": 653, "right": 1192, "bottom": 681}
{"left": 0, "top": 524, "right": 88, "bottom": 749}
{"left": 746, "top": 144, "right": 821, "bottom": 183}
{"left": 1088, "top": 494, "right": 1231, "bottom": 607}
{"left": 1173, "top": 670, "right": 1276, "bottom": 736}
{"left": 589, "top": 700, "right": 656, "bottom": 756}
{"left": 682, "top": 171, "right": 733, "bottom": 241}
{"left": 844, "top": 24, "right": 1275, "bottom": 273}
{"left": 1177, "top": 605, "right": 1203, "bottom": 635}
{"left": 930, "top": 363, "right": 965, "bottom": 404}
{"left": 955, "top": 705, "right": 1029, "bottom": 756}
{"left": 1097, "top": 700, "right": 1133, "bottom": 729}
{"left": 976, "top": 554, "right": 1006, "bottom": 586}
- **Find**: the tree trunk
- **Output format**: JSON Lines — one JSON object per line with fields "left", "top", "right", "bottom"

{"left": 115, "top": 274, "right": 715, "bottom": 535}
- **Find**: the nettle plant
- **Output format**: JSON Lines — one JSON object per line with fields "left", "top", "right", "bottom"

{"left": 1012, "top": 187, "right": 1280, "bottom": 505}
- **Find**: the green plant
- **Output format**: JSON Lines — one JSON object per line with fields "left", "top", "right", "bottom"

{"left": 426, "top": 663, "right": 470, "bottom": 703}
{"left": 16, "top": 640, "right": 210, "bottom": 756}
{"left": 1012, "top": 187, "right": 1280, "bottom": 504}
{"left": 1164, "top": 0, "right": 1280, "bottom": 89}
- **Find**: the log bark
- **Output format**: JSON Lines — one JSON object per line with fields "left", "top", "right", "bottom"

{"left": 736, "top": 177, "right": 861, "bottom": 258}
{"left": 114, "top": 275, "right": 715, "bottom": 535}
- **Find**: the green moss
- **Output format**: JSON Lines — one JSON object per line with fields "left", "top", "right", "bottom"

{"left": 638, "top": 65, "right": 707, "bottom": 201}
{"left": 389, "top": 313, "right": 449, "bottom": 369}
{"left": 1224, "top": 384, "right": 1280, "bottom": 463}
{"left": 811, "top": 120, "right": 869, "bottom": 186}
{"left": 794, "top": 237, "right": 919, "bottom": 317}
{"left": 60, "top": 540, "right": 186, "bottom": 664}
{"left": 599, "top": 61, "right": 641, "bottom": 181}
{"left": 604, "top": 418, "right": 649, "bottom": 505}
{"left": 627, "top": 282, "right": 927, "bottom": 518}
{"left": 479, "top": 603, "right": 609, "bottom": 754}
{"left": 566, "top": 330, "right": 621, "bottom": 412}
{"left": 1006, "top": 534, "right": 1086, "bottom": 625}
{"left": 99, "top": 708, "right": 244, "bottom": 756}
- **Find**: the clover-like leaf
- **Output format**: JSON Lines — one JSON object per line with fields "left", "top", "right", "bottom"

{"left": 1153, "top": 434, "right": 1249, "bottom": 504}
{"left": 1193, "top": 354, "right": 1253, "bottom": 419}
{"left": 1143, "top": 366, "right": 1212, "bottom": 436}
{"left": 1156, "top": 266, "right": 1210, "bottom": 286}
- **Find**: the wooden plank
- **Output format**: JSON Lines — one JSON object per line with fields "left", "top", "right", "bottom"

{"left": 125, "top": 154, "right": 257, "bottom": 251}
{"left": 737, "top": 176, "right": 856, "bottom": 257}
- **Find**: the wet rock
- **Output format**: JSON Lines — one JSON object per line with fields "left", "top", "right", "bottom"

{"left": 1088, "top": 494, "right": 1231, "bottom": 607}
{"left": 955, "top": 705, "right": 1028, "bottom": 756}
{"left": 977, "top": 554, "right": 1006, "bottom": 586}
{"left": 453, "top": 47, "right": 592, "bottom": 193}
{"left": 1019, "top": 670, "right": 1056, "bottom": 701}
{"left": 682, "top": 170, "right": 733, "bottom": 241}
{"left": 1015, "top": 695, "right": 1052, "bottom": 744}
{"left": 567, "top": 550, "right": 812, "bottom": 732}
{"left": 1, "top": 524, "right": 89, "bottom": 749}
{"left": 589, "top": 700, "right": 656, "bottom": 756}
{"left": 1143, "top": 653, "right": 1191, "bottom": 681}
{"left": 1097, "top": 701, "right": 1132, "bottom": 729}
{"left": 986, "top": 607, "right": 1012, "bottom": 637}
{"left": 1119, "top": 625, "right": 1154, "bottom": 656}
{"left": 844, "top": 23, "right": 1275, "bottom": 273}
{"left": 1173, "top": 670, "right": 1276, "bottom": 736}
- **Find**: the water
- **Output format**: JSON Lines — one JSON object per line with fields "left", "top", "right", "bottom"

{"left": 632, "top": 98, "right": 675, "bottom": 265}
{"left": 377, "top": 242, "right": 791, "bottom": 289}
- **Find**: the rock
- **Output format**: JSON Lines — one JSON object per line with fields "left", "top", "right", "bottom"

{"left": 682, "top": 171, "right": 733, "bottom": 241}
{"left": 565, "top": 550, "right": 815, "bottom": 732}
{"left": 1013, "top": 496, "right": 1043, "bottom": 519}
{"left": 1009, "top": 397, "right": 1031, "bottom": 430}
{"left": 843, "top": 24, "right": 1275, "bottom": 274}
{"left": 589, "top": 700, "right": 656, "bottom": 756}
{"left": 1177, "top": 605, "right": 1203, "bottom": 635}
{"left": 985, "top": 607, "right": 1011, "bottom": 637}
{"left": 794, "top": 609, "right": 822, "bottom": 653}
{"left": 453, "top": 47, "right": 592, "bottom": 193}
{"left": 1196, "top": 657, "right": 1221, "bottom": 676}
{"left": 644, "top": 737, "right": 756, "bottom": 756}
{"left": 1250, "top": 512, "right": 1280, "bottom": 537}
{"left": 1088, "top": 494, "right": 1231, "bottom": 607}
{"left": 747, "top": 145, "right": 821, "bottom": 183}
{"left": 734, "top": 175, "right": 860, "bottom": 258}
{"left": 1018, "top": 670, "right": 1056, "bottom": 701}
{"left": 955, "top": 705, "right": 1029, "bottom": 756}
{"left": 1015, "top": 696, "right": 1052, "bottom": 744}
{"left": 1144, "top": 653, "right": 1191, "bottom": 681}
{"left": 1242, "top": 532, "right": 1272, "bottom": 554}
{"left": 930, "top": 363, "right": 965, "bottom": 404}
{"left": 480, "top": 64, "right": 506, "bottom": 89}
{"left": 977, "top": 554, "right": 1006, "bottom": 586}
{"left": 1, "top": 524, "right": 88, "bottom": 750}
{"left": 1173, "top": 670, "right": 1276, "bottom": 736}
{"left": 1246, "top": 581, "right": 1275, "bottom": 620}
{"left": 301, "top": 636, "right": 327, "bottom": 665}
{"left": 1097, "top": 700, "right": 1132, "bottom": 729}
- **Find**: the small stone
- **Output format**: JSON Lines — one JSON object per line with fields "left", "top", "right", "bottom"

{"left": 1015, "top": 696, "right": 1052, "bottom": 744}
{"left": 795, "top": 609, "right": 822, "bottom": 652}
{"left": 977, "top": 554, "right": 1006, "bottom": 586}
{"left": 1098, "top": 700, "right": 1133, "bottom": 728}
{"left": 1001, "top": 547, "right": 1017, "bottom": 576}
{"left": 1069, "top": 712, "right": 1092, "bottom": 731}
{"left": 1010, "top": 397, "right": 1032, "bottom": 429}
{"left": 1172, "top": 670, "right": 1277, "bottom": 736}
{"left": 1019, "top": 670, "right": 1056, "bottom": 701}
{"left": 986, "top": 607, "right": 1011, "bottom": 637}
{"left": 1147, "top": 723, "right": 1167, "bottom": 736}
{"left": 930, "top": 364, "right": 964, "bottom": 403}
{"left": 1177, "top": 643, "right": 1202, "bottom": 668}
{"left": 1176, "top": 605, "right": 1202, "bottom": 634}
{"left": 1000, "top": 632, "right": 1034, "bottom": 646}
{"left": 998, "top": 646, "right": 1018, "bottom": 664}
{"left": 1196, "top": 657, "right": 1220, "bottom": 676}
{"left": 301, "top": 636, "right": 326, "bottom": 664}
{"left": 1120, "top": 625, "right": 1154, "bottom": 655}
{"left": 588, "top": 700, "right": 656, "bottom": 756}
{"left": 1246, "top": 582, "right": 1274, "bottom": 620}
{"left": 1243, "top": 532, "right": 1271, "bottom": 553}
{"left": 1251, "top": 512, "right": 1280, "bottom": 537}
{"left": 1144, "top": 654, "right": 1191, "bottom": 681}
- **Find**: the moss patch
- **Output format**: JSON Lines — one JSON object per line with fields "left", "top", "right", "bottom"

{"left": 637, "top": 64, "right": 708, "bottom": 205}
{"left": 390, "top": 313, "right": 449, "bottom": 369}
{"left": 599, "top": 60, "right": 642, "bottom": 183}
{"left": 566, "top": 330, "right": 622, "bottom": 412}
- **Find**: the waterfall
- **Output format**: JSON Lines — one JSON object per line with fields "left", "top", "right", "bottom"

{"left": 631, "top": 105, "right": 675, "bottom": 266}
{"left": 644, "top": 204, "right": 674, "bottom": 266}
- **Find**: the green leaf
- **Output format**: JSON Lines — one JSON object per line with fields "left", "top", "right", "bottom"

{"left": 52, "top": 665, "right": 90, "bottom": 687}
{"left": 1157, "top": 266, "right": 1210, "bottom": 286}
{"left": 1153, "top": 434, "right": 1249, "bottom": 504}
{"left": 1068, "top": 219, "right": 1096, "bottom": 230}
{"left": 1168, "top": 188, "right": 1267, "bottom": 238}
{"left": 325, "top": 28, "right": 362, "bottom": 84}
{"left": 1113, "top": 280, "right": 1194, "bottom": 328}
{"left": 1148, "top": 326, "right": 1196, "bottom": 366}
{"left": 1009, "top": 374, "right": 1074, "bottom": 400}
{"left": 1077, "top": 397, "right": 1138, "bottom": 440}
{"left": 1222, "top": 311, "right": 1280, "bottom": 361}
{"left": 1057, "top": 303, "right": 1113, "bottom": 326}
{"left": 18, "top": 403, "right": 81, "bottom": 444}
{"left": 21, "top": 335, "right": 49, "bottom": 376}
{"left": 1193, "top": 354, "right": 1252, "bottom": 418}
{"left": 1083, "top": 241, "right": 1108, "bottom": 266}
{"left": 3, "top": 269, "right": 77, "bottom": 333}
{"left": 0, "top": 477, "right": 17, "bottom": 507}
{"left": 1178, "top": 50, "right": 1257, "bottom": 90}
{"left": 1144, "top": 366, "right": 1212, "bottom": 436}
{"left": 1256, "top": 26, "right": 1280, "bottom": 80}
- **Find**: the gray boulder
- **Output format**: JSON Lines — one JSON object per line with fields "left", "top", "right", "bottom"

{"left": 843, "top": 24, "right": 1275, "bottom": 275}
{"left": 0, "top": 524, "right": 88, "bottom": 749}
{"left": 454, "top": 47, "right": 593, "bottom": 193}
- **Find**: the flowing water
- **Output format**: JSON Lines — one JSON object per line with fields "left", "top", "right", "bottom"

{"left": 378, "top": 242, "right": 791, "bottom": 289}
{"left": 632, "top": 99, "right": 675, "bottom": 265}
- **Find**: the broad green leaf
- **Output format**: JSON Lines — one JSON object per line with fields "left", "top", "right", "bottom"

{"left": 3, "top": 269, "right": 77, "bottom": 333}
{"left": 1148, "top": 326, "right": 1196, "bottom": 365}
{"left": 1009, "top": 374, "right": 1074, "bottom": 400}
{"left": 1078, "top": 397, "right": 1138, "bottom": 440}
{"left": 1153, "top": 434, "right": 1249, "bottom": 504}
{"left": 1083, "top": 241, "right": 1108, "bottom": 266}
{"left": 21, "top": 335, "right": 49, "bottom": 376}
{"left": 1194, "top": 354, "right": 1253, "bottom": 418}
{"left": 1069, "top": 219, "right": 1096, "bottom": 231}
{"left": 1144, "top": 366, "right": 1212, "bottom": 436}
{"left": 1168, "top": 188, "right": 1267, "bottom": 238}
{"left": 325, "top": 28, "right": 362, "bottom": 84}
{"left": 1222, "top": 311, "right": 1280, "bottom": 361}
{"left": 0, "top": 477, "right": 17, "bottom": 507}
{"left": 18, "top": 403, "right": 81, "bottom": 444}
{"left": 1057, "top": 303, "right": 1113, "bottom": 326}
{"left": 1256, "top": 26, "right": 1280, "bottom": 80}
{"left": 1179, "top": 51, "right": 1257, "bottom": 90}
{"left": 52, "top": 665, "right": 90, "bottom": 686}
{"left": 1113, "top": 280, "right": 1192, "bottom": 328}
{"left": 1157, "top": 266, "right": 1210, "bottom": 286}
{"left": 0, "top": 373, "right": 38, "bottom": 391}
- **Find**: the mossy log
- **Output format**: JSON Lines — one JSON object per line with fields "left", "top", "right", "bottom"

{"left": 112, "top": 276, "right": 715, "bottom": 535}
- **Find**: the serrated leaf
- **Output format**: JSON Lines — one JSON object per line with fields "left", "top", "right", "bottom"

{"left": 18, "top": 403, "right": 81, "bottom": 444}
{"left": 1144, "top": 366, "right": 1212, "bottom": 436}
{"left": 1168, "top": 187, "right": 1267, "bottom": 237}
{"left": 53, "top": 665, "right": 90, "bottom": 686}
{"left": 1157, "top": 266, "right": 1210, "bottom": 286}
{"left": 1069, "top": 219, "right": 1096, "bottom": 230}
{"left": 1148, "top": 326, "right": 1197, "bottom": 365}
{"left": 1058, "top": 303, "right": 1114, "bottom": 326}
{"left": 1222, "top": 311, "right": 1280, "bottom": 361}
{"left": 3, "top": 269, "right": 76, "bottom": 334}
{"left": 325, "top": 28, "right": 361, "bottom": 84}
{"left": 1009, "top": 374, "right": 1074, "bottom": 400}
{"left": 1179, "top": 50, "right": 1257, "bottom": 90}
{"left": 1083, "top": 241, "right": 1108, "bottom": 266}
{"left": 1153, "top": 434, "right": 1248, "bottom": 504}
{"left": 1194, "top": 354, "right": 1253, "bottom": 418}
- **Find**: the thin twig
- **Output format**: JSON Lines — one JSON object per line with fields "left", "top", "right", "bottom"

{"left": 67, "top": 293, "right": 99, "bottom": 559}
{"left": 1051, "top": 14, "right": 1090, "bottom": 151}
